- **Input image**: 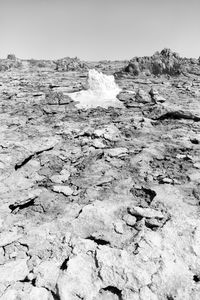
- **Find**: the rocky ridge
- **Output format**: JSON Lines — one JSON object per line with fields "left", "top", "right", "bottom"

{"left": 116, "top": 48, "right": 200, "bottom": 77}
{"left": 0, "top": 50, "right": 200, "bottom": 299}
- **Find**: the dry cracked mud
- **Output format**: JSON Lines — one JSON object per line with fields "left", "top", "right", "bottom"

{"left": 0, "top": 55, "right": 200, "bottom": 300}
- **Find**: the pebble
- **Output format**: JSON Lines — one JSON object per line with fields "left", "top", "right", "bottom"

{"left": 50, "top": 169, "right": 70, "bottom": 183}
{"left": 123, "top": 214, "right": 137, "bottom": 226}
{"left": 105, "top": 147, "right": 128, "bottom": 157}
{"left": 114, "top": 221, "right": 124, "bottom": 234}
{"left": 161, "top": 178, "right": 173, "bottom": 184}
{"left": 53, "top": 185, "right": 73, "bottom": 196}
{"left": 128, "top": 206, "right": 164, "bottom": 219}
{"left": 194, "top": 162, "right": 200, "bottom": 169}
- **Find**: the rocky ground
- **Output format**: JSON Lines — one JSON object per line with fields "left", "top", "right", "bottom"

{"left": 0, "top": 52, "right": 200, "bottom": 299}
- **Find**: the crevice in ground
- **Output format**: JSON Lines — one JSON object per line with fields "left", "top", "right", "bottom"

{"left": 14, "top": 146, "right": 54, "bottom": 170}
{"left": 85, "top": 236, "right": 110, "bottom": 246}
{"left": 156, "top": 111, "right": 200, "bottom": 122}
{"left": 100, "top": 286, "right": 123, "bottom": 300}
{"left": 9, "top": 198, "right": 36, "bottom": 213}
{"left": 60, "top": 257, "right": 70, "bottom": 270}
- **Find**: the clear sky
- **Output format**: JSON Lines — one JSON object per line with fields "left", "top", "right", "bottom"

{"left": 0, "top": 0, "right": 200, "bottom": 60}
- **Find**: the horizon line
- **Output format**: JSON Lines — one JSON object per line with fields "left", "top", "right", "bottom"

{"left": 1, "top": 48, "right": 200, "bottom": 62}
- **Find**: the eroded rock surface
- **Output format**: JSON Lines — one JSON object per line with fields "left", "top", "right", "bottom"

{"left": 0, "top": 54, "right": 200, "bottom": 299}
{"left": 117, "top": 48, "right": 200, "bottom": 77}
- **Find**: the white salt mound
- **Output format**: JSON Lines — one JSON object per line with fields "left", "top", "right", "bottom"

{"left": 69, "top": 69, "right": 123, "bottom": 109}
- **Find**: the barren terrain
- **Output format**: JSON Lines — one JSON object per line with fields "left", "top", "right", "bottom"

{"left": 0, "top": 50, "right": 200, "bottom": 299}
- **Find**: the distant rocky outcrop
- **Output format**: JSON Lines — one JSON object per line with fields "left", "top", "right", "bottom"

{"left": 7, "top": 54, "right": 17, "bottom": 60}
{"left": 0, "top": 54, "right": 22, "bottom": 71}
{"left": 116, "top": 48, "right": 200, "bottom": 77}
{"left": 0, "top": 55, "right": 88, "bottom": 72}
{"left": 54, "top": 56, "right": 88, "bottom": 72}
{"left": 27, "top": 59, "right": 55, "bottom": 69}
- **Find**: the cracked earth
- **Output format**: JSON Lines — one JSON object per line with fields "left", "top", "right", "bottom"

{"left": 0, "top": 60, "right": 200, "bottom": 299}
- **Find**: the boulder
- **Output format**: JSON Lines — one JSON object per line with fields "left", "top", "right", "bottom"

{"left": 135, "top": 89, "right": 152, "bottom": 104}
{"left": 53, "top": 185, "right": 73, "bottom": 196}
{"left": 121, "top": 48, "right": 185, "bottom": 77}
{"left": 149, "top": 87, "right": 166, "bottom": 103}
{"left": 0, "top": 259, "right": 29, "bottom": 282}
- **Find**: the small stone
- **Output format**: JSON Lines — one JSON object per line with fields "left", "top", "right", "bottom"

{"left": 161, "top": 177, "right": 173, "bottom": 184}
{"left": 33, "top": 92, "right": 44, "bottom": 97}
{"left": 149, "top": 87, "right": 159, "bottom": 96}
{"left": 136, "top": 89, "right": 152, "bottom": 104}
{"left": 92, "top": 139, "right": 106, "bottom": 149}
{"left": 145, "top": 218, "right": 162, "bottom": 228}
{"left": 27, "top": 272, "right": 35, "bottom": 281}
{"left": 149, "top": 88, "right": 165, "bottom": 103}
{"left": 123, "top": 214, "right": 137, "bottom": 226}
{"left": 176, "top": 154, "right": 192, "bottom": 160}
{"left": 114, "top": 221, "right": 124, "bottom": 234}
{"left": 117, "top": 91, "right": 136, "bottom": 103}
{"left": 53, "top": 185, "right": 73, "bottom": 196}
{"left": 128, "top": 206, "right": 164, "bottom": 219}
{"left": 154, "top": 95, "right": 166, "bottom": 103}
{"left": 105, "top": 147, "right": 128, "bottom": 157}
{"left": 94, "top": 125, "right": 120, "bottom": 142}
{"left": 190, "top": 137, "right": 200, "bottom": 144}
{"left": 59, "top": 94, "right": 73, "bottom": 105}
{"left": 50, "top": 169, "right": 70, "bottom": 183}
{"left": 27, "top": 255, "right": 41, "bottom": 270}
{"left": 93, "top": 129, "right": 105, "bottom": 137}
{"left": 189, "top": 172, "right": 200, "bottom": 183}
{"left": 194, "top": 162, "right": 200, "bottom": 169}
